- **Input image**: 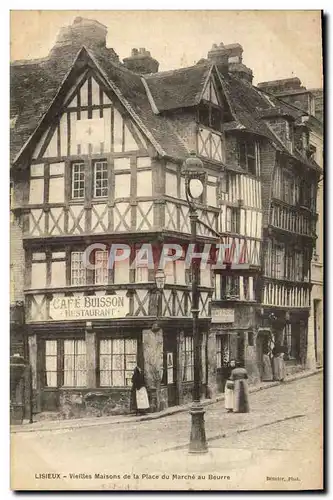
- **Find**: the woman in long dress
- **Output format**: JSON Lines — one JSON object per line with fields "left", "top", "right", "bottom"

{"left": 273, "top": 348, "right": 286, "bottom": 382}
{"left": 224, "top": 359, "right": 236, "bottom": 412}
{"left": 262, "top": 349, "right": 273, "bottom": 381}
{"left": 130, "top": 366, "right": 150, "bottom": 415}
{"left": 230, "top": 361, "right": 250, "bottom": 413}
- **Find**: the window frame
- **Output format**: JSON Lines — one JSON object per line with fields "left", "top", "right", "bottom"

{"left": 94, "top": 249, "right": 109, "bottom": 285}
{"left": 93, "top": 160, "right": 109, "bottom": 198}
{"left": 238, "top": 139, "right": 260, "bottom": 177}
{"left": 98, "top": 338, "right": 138, "bottom": 388}
{"left": 63, "top": 339, "right": 87, "bottom": 387}
{"left": 43, "top": 338, "right": 87, "bottom": 389}
{"left": 71, "top": 162, "right": 85, "bottom": 200}
{"left": 70, "top": 251, "right": 86, "bottom": 286}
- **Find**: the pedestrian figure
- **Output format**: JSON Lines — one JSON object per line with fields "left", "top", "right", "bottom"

{"left": 273, "top": 347, "right": 286, "bottom": 382}
{"left": 224, "top": 359, "right": 236, "bottom": 412}
{"left": 130, "top": 366, "right": 150, "bottom": 415}
{"left": 230, "top": 361, "right": 250, "bottom": 413}
{"left": 262, "top": 348, "right": 273, "bottom": 381}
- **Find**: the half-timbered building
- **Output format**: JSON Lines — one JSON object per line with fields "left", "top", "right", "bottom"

{"left": 257, "top": 77, "right": 324, "bottom": 369}
{"left": 10, "top": 18, "right": 321, "bottom": 418}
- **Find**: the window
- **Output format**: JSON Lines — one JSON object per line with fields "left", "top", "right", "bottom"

{"left": 283, "top": 323, "right": 300, "bottom": 360}
{"left": 72, "top": 163, "right": 85, "bottom": 199}
{"left": 238, "top": 140, "right": 260, "bottom": 176}
{"left": 183, "top": 337, "right": 194, "bottom": 381}
{"left": 198, "top": 103, "right": 222, "bottom": 131}
{"left": 272, "top": 244, "right": 285, "bottom": 279}
{"left": 71, "top": 252, "right": 86, "bottom": 286}
{"left": 226, "top": 207, "right": 239, "bottom": 233}
{"left": 95, "top": 250, "right": 109, "bottom": 285}
{"left": 243, "top": 276, "right": 250, "bottom": 300}
{"left": 94, "top": 161, "right": 108, "bottom": 198}
{"left": 30, "top": 252, "right": 47, "bottom": 289}
{"left": 63, "top": 340, "right": 87, "bottom": 387}
{"left": 221, "top": 276, "right": 240, "bottom": 299}
{"left": 216, "top": 335, "right": 230, "bottom": 369}
{"left": 99, "top": 338, "right": 137, "bottom": 387}
{"left": 45, "top": 340, "right": 57, "bottom": 387}
{"left": 294, "top": 251, "right": 304, "bottom": 281}
{"left": 134, "top": 249, "right": 149, "bottom": 283}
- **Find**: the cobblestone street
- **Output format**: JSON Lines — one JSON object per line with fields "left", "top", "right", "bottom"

{"left": 11, "top": 372, "right": 323, "bottom": 490}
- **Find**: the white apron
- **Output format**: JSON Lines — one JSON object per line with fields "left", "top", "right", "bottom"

{"left": 224, "top": 381, "right": 234, "bottom": 410}
{"left": 136, "top": 387, "right": 149, "bottom": 410}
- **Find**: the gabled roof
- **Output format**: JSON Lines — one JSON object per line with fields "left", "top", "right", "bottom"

{"left": 10, "top": 47, "right": 190, "bottom": 165}
{"left": 10, "top": 44, "right": 320, "bottom": 173}
{"left": 10, "top": 54, "right": 77, "bottom": 163}
{"left": 143, "top": 64, "right": 211, "bottom": 113}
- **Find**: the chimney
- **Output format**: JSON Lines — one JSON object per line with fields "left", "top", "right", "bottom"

{"left": 207, "top": 43, "right": 229, "bottom": 73}
{"left": 123, "top": 48, "right": 159, "bottom": 74}
{"left": 224, "top": 43, "right": 253, "bottom": 84}
{"left": 257, "top": 78, "right": 304, "bottom": 94}
{"left": 50, "top": 17, "right": 108, "bottom": 56}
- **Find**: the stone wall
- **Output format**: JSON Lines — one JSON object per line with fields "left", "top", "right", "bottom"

{"left": 58, "top": 389, "right": 132, "bottom": 419}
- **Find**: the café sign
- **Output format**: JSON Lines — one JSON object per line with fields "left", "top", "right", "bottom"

{"left": 211, "top": 308, "right": 235, "bottom": 324}
{"left": 49, "top": 293, "right": 129, "bottom": 321}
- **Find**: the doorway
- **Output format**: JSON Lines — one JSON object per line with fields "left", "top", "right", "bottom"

{"left": 163, "top": 334, "right": 178, "bottom": 407}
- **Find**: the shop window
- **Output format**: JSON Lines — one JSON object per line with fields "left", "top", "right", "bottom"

{"left": 283, "top": 324, "right": 300, "bottom": 361}
{"left": 45, "top": 340, "right": 58, "bottom": 387}
{"left": 63, "top": 340, "right": 87, "bottom": 387}
{"left": 99, "top": 338, "right": 137, "bottom": 387}
{"left": 216, "top": 335, "right": 230, "bottom": 368}
{"left": 183, "top": 337, "right": 194, "bottom": 382}
{"left": 94, "top": 161, "right": 108, "bottom": 198}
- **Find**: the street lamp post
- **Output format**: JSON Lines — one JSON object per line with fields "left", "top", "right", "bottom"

{"left": 182, "top": 151, "right": 208, "bottom": 454}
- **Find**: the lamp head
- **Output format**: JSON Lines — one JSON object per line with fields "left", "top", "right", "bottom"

{"left": 182, "top": 151, "right": 206, "bottom": 207}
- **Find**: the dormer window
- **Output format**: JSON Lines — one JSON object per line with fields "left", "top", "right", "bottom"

{"left": 198, "top": 103, "right": 222, "bottom": 132}
{"left": 198, "top": 78, "right": 223, "bottom": 132}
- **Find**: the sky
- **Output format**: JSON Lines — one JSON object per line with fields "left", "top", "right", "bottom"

{"left": 10, "top": 10, "right": 323, "bottom": 89}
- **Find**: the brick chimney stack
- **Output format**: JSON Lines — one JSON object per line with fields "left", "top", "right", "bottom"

{"left": 49, "top": 17, "right": 120, "bottom": 63}
{"left": 207, "top": 42, "right": 253, "bottom": 83}
{"left": 207, "top": 43, "right": 229, "bottom": 72}
{"left": 123, "top": 48, "right": 159, "bottom": 74}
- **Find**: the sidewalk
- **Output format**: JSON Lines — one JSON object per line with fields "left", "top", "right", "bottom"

{"left": 10, "top": 367, "right": 322, "bottom": 434}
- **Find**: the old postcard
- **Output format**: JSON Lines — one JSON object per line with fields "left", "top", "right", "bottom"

{"left": 10, "top": 10, "right": 324, "bottom": 491}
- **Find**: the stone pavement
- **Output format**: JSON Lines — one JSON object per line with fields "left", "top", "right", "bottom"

{"left": 11, "top": 372, "right": 323, "bottom": 490}
{"left": 11, "top": 367, "right": 322, "bottom": 434}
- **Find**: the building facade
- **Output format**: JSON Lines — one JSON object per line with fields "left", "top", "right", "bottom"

{"left": 10, "top": 18, "right": 322, "bottom": 418}
{"left": 257, "top": 78, "right": 324, "bottom": 369}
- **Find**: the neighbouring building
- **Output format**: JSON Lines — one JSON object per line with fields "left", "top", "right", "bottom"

{"left": 257, "top": 78, "right": 324, "bottom": 369}
{"left": 10, "top": 18, "right": 322, "bottom": 419}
